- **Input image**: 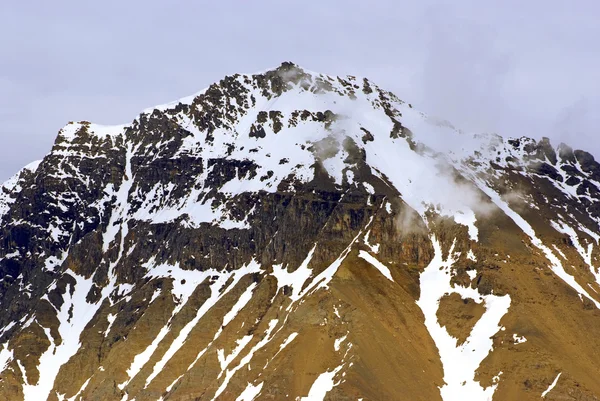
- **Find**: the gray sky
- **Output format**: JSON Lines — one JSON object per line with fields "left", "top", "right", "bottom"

{"left": 1, "top": 0, "right": 599, "bottom": 181}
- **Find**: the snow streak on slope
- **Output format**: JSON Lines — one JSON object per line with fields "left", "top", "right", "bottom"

{"left": 22, "top": 273, "right": 104, "bottom": 401}
{"left": 119, "top": 262, "right": 225, "bottom": 390}
{"left": 358, "top": 250, "right": 394, "bottom": 281}
{"left": 417, "top": 236, "right": 511, "bottom": 401}
{"left": 551, "top": 220, "right": 600, "bottom": 286}
{"left": 103, "top": 143, "right": 135, "bottom": 253}
{"left": 470, "top": 176, "right": 600, "bottom": 308}
{"left": 541, "top": 372, "right": 562, "bottom": 397}
{"left": 144, "top": 260, "right": 262, "bottom": 387}
{"left": 236, "top": 382, "right": 264, "bottom": 401}
{"left": 211, "top": 319, "right": 279, "bottom": 400}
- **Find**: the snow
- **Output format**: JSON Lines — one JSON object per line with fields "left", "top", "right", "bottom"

{"left": 300, "top": 363, "right": 344, "bottom": 401}
{"left": 358, "top": 251, "right": 394, "bottom": 281}
{"left": 348, "top": 101, "right": 488, "bottom": 241}
{"left": 133, "top": 187, "right": 251, "bottom": 230}
{"left": 166, "top": 375, "right": 183, "bottom": 392}
{"left": 119, "top": 263, "right": 224, "bottom": 389}
{"left": 22, "top": 159, "right": 42, "bottom": 173}
{"left": 85, "top": 123, "right": 127, "bottom": 138}
{"left": 452, "top": 209, "right": 478, "bottom": 241}
{"left": 212, "top": 319, "right": 279, "bottom": 400}
{"left": 334, "top": 334, "right": 348, "bottom": 352}
{"left": 141, "top": 88, "right": 206, "bottom": 115}
{"left": 103, "top": 143, "right": 135, "bottom": 253}
{"left": 363, "top": 230, "right": 380, "bottom": 254}
{"left": 512, "top": 334, "right": 527, "bottom": 344}
{"left": 236, "top": 382, "right": 264, "bottom": 401}
{"left": 187, "top": 281, "right": 259, "bottom": 375}
{"left": 0, "top": 343, "right": 13, "bottom": 373}
{"left": 2, "top": 64, "right": 593, "bottom": 400}
{"left": 149, "top": 288, "right": 162, "bottom": 304}
{"left": 0, "top": 321, "right": 15, "bottom": 337}
{"left": 416, "top": 236, "right": 511, "bottom": 401}
{"left": 22, "top": 273, "right": 105, "bottom": 401}
{"left": 0, "top": 159, "right": 41, "bottom": 196}
{"left": 66, "top": 377, "right": 91, "bottom": 401}
{"left": 147, "top": 261, "right": 214, "bottom": 306}
{"left": 578, "top": 223, "right": 600, "bottom": 244}
{"left": 104, "top": 313, "right": 117, "bottom": 337}
{"left": 144, "top": 260, "right": 262, "bottom": 387}
{"left": 552, "top": 245, "right": 567, "bottom": 260}
{"left": 218, "top": 335, "right": 254, "bottom": 371}
{"left": 264, "top": 332, "right": 299, "bottom": 369}
{"left": 44, "top": 254, "right": 67, "bottom": 272}
{"left": 346, "top": 170, "right": 355, "bottom": 184}
{"left": 271, "top": 245, "right": 316, "bottom": 302}
{"left": 541, "top": 372, "right": 562, "bottom": 398}
{"left": 222, "top": 283, "right": 257, "bottom": 327}
{"left": 551, "top": 220, "right": 600, "bottom": 286}
{"left": 301, "top": 231, "right": 363, "bottom": 297}
{"left": 333, "top": 306, "right": 341, "bottom": 319}
{"left": 79, "top": 67, "right": 497, "bottom": 240}
{"left": 17, "top": 358, "right": 29, "bottom": 385}
{"left": 470, "top": 177, "right": 600, "bottom": 309}
{"left": 322, "top": 149, "right": 348, "bottom": 185}
{"left": 279, "top": 333, "right": 298, "bottom": 351}
{"left": 119, "top": 326, "right": 167, "bottom": 390}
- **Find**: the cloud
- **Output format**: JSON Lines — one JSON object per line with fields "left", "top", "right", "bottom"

{"left": 552, "top": 97, "right": 600, "bottom": 153}
{"left": 1, "top": 1, "right": 600, "bottom": 181}
{"left": 415, "top": 4, "right": 514, "bottom": 136}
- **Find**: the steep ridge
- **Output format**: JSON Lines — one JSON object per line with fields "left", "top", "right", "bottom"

{"left": 1, "top": 62, "right": 600, "bottom": 400}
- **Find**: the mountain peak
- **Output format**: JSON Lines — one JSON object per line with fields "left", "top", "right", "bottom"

{"left": 2, "top": 64, "right": 600, "bottom": 401}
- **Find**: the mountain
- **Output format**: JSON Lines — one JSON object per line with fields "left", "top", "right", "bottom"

{"left": 1, "top": 62, "right": 600, "bottom": 401}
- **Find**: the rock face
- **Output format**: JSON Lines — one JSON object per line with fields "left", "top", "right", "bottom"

{"left": 1, "top": 63, "right": 600, "bottom": 401}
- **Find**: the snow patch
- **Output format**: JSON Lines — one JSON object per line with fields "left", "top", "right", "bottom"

{"left": 334, "top": 334, "right": 348, "bottom": 352}
{"left": 218, "top": 335, "right": 254, "bottom": 372}
{"left": 104, "top": 313, "right": 117, "bottom": 337}
{"left": 541, "top": 372, "right": 562, "bottom": 398}
{"left": 0, "top": 344, "right": 13, "bottom": 374}
{"left": 358, "top": 251, "right": 394, "bottom": 281}
{"left": 271, "top": 245, "right": 316, "bottom": 302}
{"left": 512, "top": 334, "right": 527, "bottom": 344}
{"left": 236, "top": 382, "right": 264, "bottom": 401}
{"left": 416, "top": 236, "right": 511, "bottom": 401}
{"left": 300, "top": 363, "right": 344, "bottom": 401}
{"left": 363, "top": 230, "right": 380, "bottom": 254}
